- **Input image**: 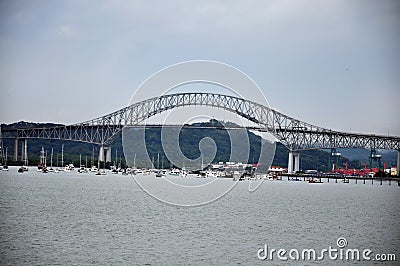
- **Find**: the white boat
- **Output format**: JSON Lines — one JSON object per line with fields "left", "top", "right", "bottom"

{"left": 206, "top": 171, "right": 218, "bottom": 178}
{"left": 96, "top": 170, "right": 106, "bottom": 175}
{"left": 77, "top": 155, "right": 87, "bottom": 173}
{"left": 38, "top": 146, "right": 45, "bottom": 172}
{"left": 64, "top": 164, "right": 75, "bottom": 172}
{"left": 125, "top": 167, "right": 132, "bottom": 174}
{"left": 155, "top": 171, "right": 163, "bottom": 177}
{"left": 232, "top": 171, "right": 242, "bottom": 181}
{"left": 78, "top": 166, "right": 87, "bottom": 173}
{"left": 111, "top": 168, "right": 118, "bottom": 174}
{"left": 48, "top": 148, "right": 54, "bottom": 172}
{"left": 90, "top": 166, "right": 98, "bottom": 172}
{"left": 134, "top": 169, "right": 143, "bottom": 174}
{"left": 169, "top": 169, "right": 180, "bottom": 176}
{"left": 18, "top": 165, "right": 29, "bottom": 172}
{"left": 1, "top": 146, "right": 9, "bottom": 171}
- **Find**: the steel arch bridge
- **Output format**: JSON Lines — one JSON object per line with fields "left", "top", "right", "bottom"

{"left": 2, "top": 92, "right": 399, "bottom": 151}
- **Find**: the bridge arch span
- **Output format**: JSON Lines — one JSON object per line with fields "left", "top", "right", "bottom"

{"left": 1, "top": 92, "right": 399, "bottom": 152}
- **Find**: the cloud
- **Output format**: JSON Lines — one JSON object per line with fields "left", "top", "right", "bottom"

{"left": 0, "top": 0, "right": 399, "bottom": 135}
{"left": 57, "top": 24, "right": 76, "bottom": 38}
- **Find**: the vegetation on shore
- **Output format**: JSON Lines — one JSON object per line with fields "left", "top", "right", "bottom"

{"left": 1, "top": 120, "right": 364, "bottom": 171}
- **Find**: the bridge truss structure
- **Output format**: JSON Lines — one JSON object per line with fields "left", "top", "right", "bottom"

{"left": 1, "top": 92, "right": 399, "bottom": 152}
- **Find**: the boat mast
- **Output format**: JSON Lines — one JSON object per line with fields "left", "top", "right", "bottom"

{"left": 97, "top": 150, "right": 100, "bottom": 170}
{"left": 114, "top": 149, "right": 117, "bottom": 169}
{"left": 50, "top": 148, "right": 53, "bottom": 169}
{"left": 61, "top": 144, "right": 64, "bottom": 167}
{"left": 40, "top": 146, "right": 44, "bottom": 166}
{"left": 92, "top": 146, "right": 94, "bottom": 167}
{"left": 0, "top": 141, "right": 3, "bottom": 165}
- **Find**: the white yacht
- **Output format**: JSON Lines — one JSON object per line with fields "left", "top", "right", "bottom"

{"left": 169, "top": 169, "right": 180, "bottom": 176}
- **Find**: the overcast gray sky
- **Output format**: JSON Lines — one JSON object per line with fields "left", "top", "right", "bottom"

{"left": 0, "top": 0, "right": 399, "bottom": 135}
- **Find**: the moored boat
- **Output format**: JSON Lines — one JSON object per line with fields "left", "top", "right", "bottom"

{"left": 169, "top": 169, "right": 180, "bottom": 176}
{"left": 18, "top": 165, "right": 28, "bottom": 172}
{"left": 308, "top": 177, "right": 323, "bottom": 183}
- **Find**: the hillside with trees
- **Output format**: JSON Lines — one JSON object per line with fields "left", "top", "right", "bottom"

{"left": 1, "top": 120, "right": 362, "bottom": 171}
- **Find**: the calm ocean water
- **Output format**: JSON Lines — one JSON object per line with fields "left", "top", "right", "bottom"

{"left": 0, "top": 167, "right": 399, "bottom": 265}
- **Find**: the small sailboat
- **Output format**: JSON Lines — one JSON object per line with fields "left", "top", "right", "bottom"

{"left": 41, "top": 149, "right": 49, "bottom": 173}
{"left": 38, "top": 146, "right": 45, "bottom": 172}
{"left": 95, "top": 155, "right": 106, "bottom": 175}
{"left": 57, "top": 144, "right": 65, "bottom": 172}
{"left": 48, "top": 148, "right": 54, "bottom": 172}
{"left": 110, "top": 150, "right": 118, "bottom": 174}
{"left": 77, "top": 154, "right": 87, "bottom": 173}
{"left": 54, "top": 153, "right": 60, "bottom": 173}
{"left": 1, "top": 146, "right": 9, "bottom": 171}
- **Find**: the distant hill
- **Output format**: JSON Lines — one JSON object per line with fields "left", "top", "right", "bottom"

{"left": 1, "top": 120, "right": 354, "bottom": 171}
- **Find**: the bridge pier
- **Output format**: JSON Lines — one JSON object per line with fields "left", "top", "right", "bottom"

{"left": 287, "top": 151, "right": 300, "bottom": 173}
{"left": 21, "top": 141, "right": 25, "bottom": 163}
{"left": 106, "top": 147, "right": 111, "bottom": 163}
{"left": 287, "top": 151, "right": 294, "bottom": 174}
{"left": 98, "top": 146, "right": 112, "bottom": 163}
{"left": 294, "top": 151, "right": 300, "bottom": 172}
{"left": 99, "top": 146, "right": 104, "bottom": 162}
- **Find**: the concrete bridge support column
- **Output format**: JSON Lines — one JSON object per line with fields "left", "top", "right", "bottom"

{"left": 99, "top": 146, "right": 104, "bottom": 162}
{"left": 294, "top": 151, "right": 300, "bottom": 172}
{"left": 14, "top": 139, "right": 18, "bottom": 161}
{"left": 287, "top": 151, "right": 294, "bottom": 174}
{"left": 106, "top": 147, "right": 111, "bottom": 163}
